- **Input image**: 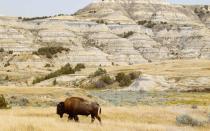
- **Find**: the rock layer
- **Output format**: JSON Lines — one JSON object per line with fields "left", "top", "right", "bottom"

{"left": 0, "top": 1, "right": 210, "bottom": 85}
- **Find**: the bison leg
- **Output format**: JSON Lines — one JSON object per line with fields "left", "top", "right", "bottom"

{"left": 73, "top": 115, "right": 79, "bottom": 122}
{"left": 91, "top": 114, "right": 95, "bottom": 123}
{"left": 96, "top": 115, "right": 102, "bottom": 124}
{"left": 68, "top": 115, "right": 73, "bottom": 121}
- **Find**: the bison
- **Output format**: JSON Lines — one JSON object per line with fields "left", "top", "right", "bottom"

{"left": 57, "top": 97, "right": 102, "bottom": 124}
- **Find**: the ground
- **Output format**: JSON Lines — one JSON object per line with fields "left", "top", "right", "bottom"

{"left": 0, "top": 106, "right": 209, "bottom": 131}
{"left": 0, "top": 60, "right": 210, "bottom": 131}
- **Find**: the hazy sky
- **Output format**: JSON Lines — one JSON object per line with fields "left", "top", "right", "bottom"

{"left": 0, "top": 0, "right": 209, "bottom": 17}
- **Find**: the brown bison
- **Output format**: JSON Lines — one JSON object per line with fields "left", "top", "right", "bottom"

{"left": 57, "top": 97, "right": 102, "bottom": 124}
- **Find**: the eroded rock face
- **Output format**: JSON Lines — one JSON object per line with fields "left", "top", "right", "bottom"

{"left": 0, "top": 1, "right": 210, "bottom": 85}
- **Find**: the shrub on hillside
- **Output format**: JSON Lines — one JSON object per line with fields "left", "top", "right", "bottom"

{"left": 129, "top": 71, "right": 142, "bottom": 80}
{"left": 44, "top": 64, "right": 51, "bottom": 67}
{"left": 53, "top": 79, "right": 57, "bottom": 86}
{"left": 137, "top": 20, "right": 147, "bottom": 25}
{"left": 100, "top": 75, "right": 114, "bottom": 85}
{"left": 0, "top": 48, "right": 4, "bottom": 52}
{"left": 115, "top": 72, "right": 126, "bottom": 82}
{"left": 4, "top": 62, "right": 10, "bottom": 67}
{"left": 93, "top": 68, "right": 107, "bottom": 77}
{"left": 0, "top": 95, "right": 8, "bottom": 109}
{"left": 115, "top": 72, "right": 133, "bottom": 87}
{"left": 22, "top": 16, "right": 51, "bottom": 21}
{"left": 145, "top": 21, "right": 156, "bottom": 28}
{"left": 5, "top": 75, "right": 9, "bottom": 81}
{"left": 119, "top": 75, "right": 132, "bottom": 87}
{"left": 74, "top": 63, "right": 86, "bottom": 71}
{"left": 176, "top": 114, "right": 205, "bottom": 127}
{"left": 33, "top": 46, "right": 70, "bottom": 58}
{"left": 33, "top": 63, "right": 75, "bottom": 84}
{"left": 96, "top": 19, "right": 107, "bottom": 24}
{"left": 119, "top": 31, "right": 134, "bottom": 38}
{"left": 8, "top": 50, "right": 13, "bottom": 54}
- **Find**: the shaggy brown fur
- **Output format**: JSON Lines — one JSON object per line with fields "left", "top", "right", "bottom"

{"left": 57, "top": 97, "right": 101, "bottom": 124}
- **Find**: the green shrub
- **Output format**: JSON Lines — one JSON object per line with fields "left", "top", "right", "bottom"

{"left": 176, "top": 114, "right": 205, "bottom": 127}
{"left": 0, "top": 95, "right": 8, "bottom": 109}
{"left": 33, "top": 63, "right": 75, "bottom": 84}
{"left": 4, "top": 62, "right": 10, "bottom": 67}
{"left": 93, "top": 68, "right": 107, "bottom": 77}
{"left": 0, "top": 48, "right": 4, "bottom": 52}
{"left": 115, "top": 72, "right": 133, "bottom": 87}
{"left": 120, "top": 31, "right": 134, "bottom": 38}
{"left": 115, "top": 72, "right": 126, "bottom": 82}
{"left": 5, "top": 75, "right": 9, "bottom": 80}
{"left": 100, "top": 75, "right": 114, "bottom": 85}
{"left": 44, "top": 64, "right": 51, "bottom": 67}
{"left": 96, "top": 19, "right": 107, "bottom": 24}
{"left": 53, "top": 79, "right": 57, "bottom": 86}
{"left": 22, "top": 16, "right": 51, "bottom": 21}
{"left": 74, "top": 63, "right": 86, "bottom": 71}
{"left": 145, "top": 21, "right": 156, "bottom": 28}
{"left": 119, "top": 75, "right": 132, "bottom": 87}
{"left": 137, "top": 20, "right": 147, "bottom": 25}
{"left": 34, "top": 46, "right": 70, "bottom": 58}
{"left": 8, "top": 50, "right": 13, "bottom": 54}
{"left": 129, "top": 71, "right": 142, "bottom": 80}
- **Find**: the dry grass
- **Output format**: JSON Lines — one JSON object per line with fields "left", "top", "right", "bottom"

{"left": 105, "top": 60, "right": 210, "bottom": 77}
{"left": 0, "top": 106, "right": 209, "bottom": 131}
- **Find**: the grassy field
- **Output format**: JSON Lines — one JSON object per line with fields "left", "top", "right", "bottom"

{"left": 104, "top": 60, "right": 210, "bottom": 77}
{"left": 0, "top": 60, "right": 210, "bottom": 130}
{"left": 0, "top": 106, "right": 209, "bottom": 131}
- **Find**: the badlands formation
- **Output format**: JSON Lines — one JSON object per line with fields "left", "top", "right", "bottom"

{"left": 0, "top": 0, "right": 210, "bottom": 88}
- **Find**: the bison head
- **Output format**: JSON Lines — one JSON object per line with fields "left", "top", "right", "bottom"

{"left": 57, "top": 102, "right": 64, "bottom": 118}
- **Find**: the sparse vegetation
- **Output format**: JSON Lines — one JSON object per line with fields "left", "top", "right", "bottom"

{"left": 115, "top": 72, "right": 132, "bottom": 87}
{"left": 137, "top": 20, "right": 158, "bottom": 28}
{"left": 0, "top": 95, "right": 8, "bottom": 109}
{"left": 33, "top": 46, "right": 70, "bottom": 59}
{"left": 4, "top": 62, "right": 10, "bottom": 67}
{"left": 0, "top": 48, "right": 4, "bottom": 52}
{"left": 22, "top": 16, "right": 51, "bottom": 21}
{"left": 53, "top": 79, "right": 57, "bottom": 86}
{"left": 194, "top": 6, "right": 210, "bottom": 19}
{"left": 119, "top": 75, "right": 132, "bottom": 87}
{"left": 8, "top": 50, "right": 13, "bottom": 54}
{"left": 176, "top": 114, "right": 205, "bottom": 127}
{"left": 74, "top": 63, "right": 86, "bottom": 71}
{"left": 145, "top": 21, "right": 156, "bottom": 28}
{"left": 33, "top": 63, "right": 75, "bottom": 84}
{"left": 96, "top": 19, "right": 107, "bottom": 24}
{"left": 115, "top": 72, "right": 126, "bottom": 82}
{"left": 44, "top": 64, "right": 51, "bottom": 68}
{"left": 129, "top": 71, "right": 142, "bottom": 80}
{"left": 5, "top": 76, "right": 9, "bottom": 81}
{"left": 119, "top": 31, "right": 134, "bottom": 38}
{"left": 137, "top": 20, "right": 147, "bottom": 25}
{"left": 93, "top": 68, "right": 107, "bottom": 77}
{"left": 99, "top": 75, "right": 114, "bottom": 85}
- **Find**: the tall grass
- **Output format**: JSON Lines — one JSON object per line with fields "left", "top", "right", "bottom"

{"left": 0, "top": 106, "right": 208, "bottom": 131}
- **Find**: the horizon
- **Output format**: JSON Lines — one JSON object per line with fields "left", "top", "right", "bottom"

{"left": 0, "top": 0, "right": 209, "bottom": 17}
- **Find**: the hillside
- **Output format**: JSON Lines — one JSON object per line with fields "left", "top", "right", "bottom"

{"left": 0, "top": 0, "right": 210, "bottom": 86}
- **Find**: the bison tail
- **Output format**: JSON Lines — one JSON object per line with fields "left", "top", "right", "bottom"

{"left": 98, "top": 107, "right": 101, "bottom": 115}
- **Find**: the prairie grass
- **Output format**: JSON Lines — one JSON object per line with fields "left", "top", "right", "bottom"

{"left": 0, "top": 106, "right": 209, "bottom": 131}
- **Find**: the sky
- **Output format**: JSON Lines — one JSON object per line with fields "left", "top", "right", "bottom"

{"left": 0, "top": 0, "right": 209, "bottom": 17}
